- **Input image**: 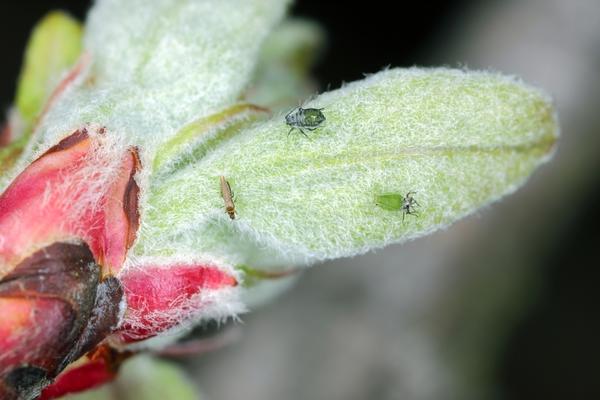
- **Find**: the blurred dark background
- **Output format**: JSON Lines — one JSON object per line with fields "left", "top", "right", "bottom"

{"left": 1, "top": 1, "right": 599, "bottom": 399}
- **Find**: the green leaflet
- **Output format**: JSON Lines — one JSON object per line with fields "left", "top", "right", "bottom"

{"left": 138, "top": 68, "right": 558, "bottom": 271}
{"left": 0, "top": 11, "right": 82, "bottom": 179}
{"left": 16, "top": 11, "right": 82, "bottom": 127}
{"left": 153, "top": 103, "right": 270, "bottom": 173}
{"left": 245, "top": 18, "right": 326, "bottom": 111}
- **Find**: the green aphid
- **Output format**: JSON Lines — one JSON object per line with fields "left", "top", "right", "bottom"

{"left": 285, "top": 106, "right": 326, "bottom": 137}
{"left": 376, "top": 191, "right": 420, "bottom": 222}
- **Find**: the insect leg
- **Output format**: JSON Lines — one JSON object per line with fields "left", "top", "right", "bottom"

{"left": 409, "top": 192, "right": 420, "bottom": 207}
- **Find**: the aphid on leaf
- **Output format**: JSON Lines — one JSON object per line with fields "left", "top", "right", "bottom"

{"left": 285, "top": 106, "right": 326, "bottom": 137}
{"left": 376, "top": 191, "right": 420, "bottom": 222}
{"left": 219, "top": 176, "right": 236, "bottom": 220}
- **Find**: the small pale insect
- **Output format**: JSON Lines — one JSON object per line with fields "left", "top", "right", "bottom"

{"left": 376, "top": 191, "right": 420, "bottom": 222}
{"left": 285, "top": 107, "right": 326, "bottom": 137}
{"left": 220, "top": 176, "right": 236, "bottom": 220}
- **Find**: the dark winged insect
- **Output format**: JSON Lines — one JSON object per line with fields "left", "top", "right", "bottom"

{"left": 285, "top": 107, "right": 326, "bottom": 137}
{"left": 219, "top": 176, "right": 236, "bottom": 220}
{"left": 376, "top": 191, "right": 420, "bottom": 222}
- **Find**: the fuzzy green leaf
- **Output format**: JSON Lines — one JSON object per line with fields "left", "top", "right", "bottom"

{"left": 138, "top": 68, "right": 558, "bottom": 272}
{"left": 65, "top": 0, "right": 291, "bottom": 147}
